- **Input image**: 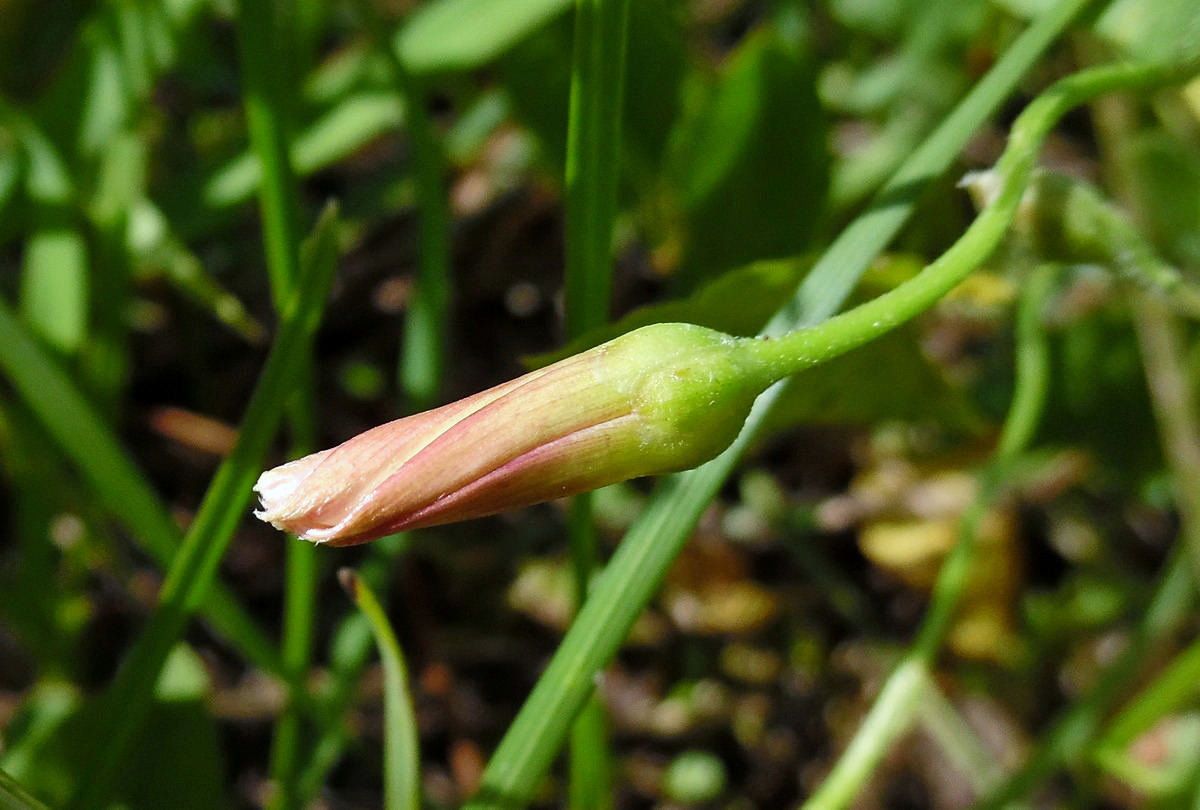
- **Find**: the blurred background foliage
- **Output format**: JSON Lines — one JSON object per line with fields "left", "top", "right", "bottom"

{"left": 0, "top": 0, "right": 1199, "bottom": 807}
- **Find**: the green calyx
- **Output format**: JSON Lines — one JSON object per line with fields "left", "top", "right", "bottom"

{"left": 590, "top": 323, "right": 771, "bottom": 474}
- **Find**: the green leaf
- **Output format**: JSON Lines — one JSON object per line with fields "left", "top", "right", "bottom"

{"left": 19, "top": 225, "right": 88, "bottom": 353}
{"left": 340, "top": 570, "right": 421, "bottom": 810}
{"left": 397, "top": 0, "right": 572, "bottom": 74}
{"left": 527, "top": 259, "right": 812, "bottom": 366}
{"left": 1, "top": 649, "right": 230, "bottom": 810}
{"left": 1040, "top": 295, "right": 1161, "bottom": 481}
{"left": 0, "top": 767, "right": 52, "bottom": 810}
{"left": 1094, "top": 0, "right": 1200, "bottom": 64}
{"left": 668, "top": 27, "right": 828, "bottom": 289}
{"left": 994, "top": 0, "right": 1200, "bottom": 64}
{"left": 1125, "top": 132, "right": 1200, "bottom": 268}
{"left": 499, "top": 0, "right": 686, "bottom": 182}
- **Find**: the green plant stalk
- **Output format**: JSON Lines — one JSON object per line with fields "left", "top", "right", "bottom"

{"left": 563, "top": 0, "right": 630, "bottom": 804}
{"left": 396, "top": 71, "right": 450, "bottom": 412}
{"left": 1133, "top": 296, "right": 1200, "bottom": 588}
{"left": 799, "top": 263, "right": 1056, "bottom": 810}
{"left": 350, "top": 0, "right": 452, "bottom": 411}
{"left": 737, "top": 59, "right": 1200, "bottom": 386}
{"left": 294, "top": 507, "right": 415, "bottom": 802}
{"left": 976, "top": 549, "right": 1195, "bottom": 810}
{"left": 67, "top": 205, "right": 341, "bottom": 810}
{"left": 339, "top": 570, "right": 421, "bottom": 810}
{"left": 0, "top": 767, "right": 51, "bottom": 810}
{"left": 234, "top": 3, "right": 323, "bottom": 806}
{"left": 0, "top": 297, "right": 283, "bottom": 675}
{"left": 462, "top": 21, "right": 1190, "bottom": 810}
{"left": 1095, "top": 635, "right": 1200, "bottom": 754}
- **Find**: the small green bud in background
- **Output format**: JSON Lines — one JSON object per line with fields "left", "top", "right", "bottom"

{"left": 255, "top": 323, "right": 773, "bottom": 546}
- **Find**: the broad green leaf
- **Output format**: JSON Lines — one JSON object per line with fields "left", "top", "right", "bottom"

{"left": 397, "top": 0, "right": 572, "bottom": 74}
{"left": 0, "top": 767, "right": 51, "bottom": 810}
{"left": 995, "top": 0, "right": 1200, "bottom": 64}
{"left": 1040, "top": 296, "right": 1161, "bottom": 481}
{"left": 763, "top": 324, "right": 983, "bottom": 431}
{"left": 668, "top": 27, "right": 828, "bottom": 289}
{"left": 1094, "top": 0, "right": 1200, "bottom": 64}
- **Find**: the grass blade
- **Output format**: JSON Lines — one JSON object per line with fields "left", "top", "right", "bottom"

{"left": 67, "top": 204, "right": 342, "bottom": 810}
{"left": 339, "top": 569, "right": 421, "bottom": 810}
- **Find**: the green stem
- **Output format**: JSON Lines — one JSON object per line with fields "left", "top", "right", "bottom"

{"left": 67, "top": 206, "right": 341, "bottom": 810}
{"left": 233, "top": 3, "right": 321, "bottom": 806}
{"left": 563, "top": 0, "right": 629, "bottom": 804}
{"left": 0, "top": 768, "right": 51, "bottom": 810}
{"left": 350, "top": 0, "right": 451, "bottom": 411}
{"left": 975, "top": 550, "right": 1195, "bottom": 809}
{"left": 462, "top": 1, "right": 1102, "bottom": 805}
{"left": 799, "top": 263, "right": 1055, "bottom": 810}
{"left": 741, "top": 59, "right": 1200, "bottom": 388}
{"left": 339, "top": 570, "right": 421, "bottom": 810}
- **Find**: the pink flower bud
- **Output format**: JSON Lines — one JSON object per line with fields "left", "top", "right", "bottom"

{"left": 254, "top": 323, "right": 771, "bottom": 546}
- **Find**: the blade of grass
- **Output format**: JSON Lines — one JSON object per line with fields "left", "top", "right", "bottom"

{"left": 296, "top": 533, "right": 415, "bottom": 801}
{"left": 456, "top": 2, "right": 1120, "bottom": 805}
{"left": 349, "top": 0, "right": 451, "bottom": 411}
{"left": 975, "top": 549, "right": 1194, "bottom": 809}
{"left": 0, "top": 767, "right": 51, "bottom": 810}
{"left": 233, "top": 2, "right": 323, "bottom": 807}
{"left": 561, "top": 0, "right": 630, "bottom": 804}
{"left": 338, "top": 569, "right": 421, "bottom": 810}
{"left": 289, "top": 0, "right": 454, "bottom": 795}
{"left": 67, "top": 203, "right": 342, "bottom": 810}
{"left": 0, "top": 295, "right": 282, "bottom": 676}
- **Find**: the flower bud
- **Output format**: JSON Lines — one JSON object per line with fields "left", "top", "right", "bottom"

{"left": 254, "top": 323, "right": 770, "bottom": 546}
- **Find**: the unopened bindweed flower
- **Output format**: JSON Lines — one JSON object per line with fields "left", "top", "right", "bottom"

{"left": 255, "top": 323, "right": 779, "bottom": 546}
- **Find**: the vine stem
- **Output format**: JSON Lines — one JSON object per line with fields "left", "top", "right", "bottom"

{"left": 740, "top": 57, "right": 1200, "bottom": 389}
{"left": 799, "top": 263, "right": 1055, "bottom": 810}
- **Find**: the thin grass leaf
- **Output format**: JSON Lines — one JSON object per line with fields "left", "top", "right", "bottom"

{"left": 0, "top": 768, "right": 51, "bottom": 810}
{"left": 0, "top": 297, "right": 282, "bottom": 675}
{"left": 233, "top": 3, "right": 320, "bottom": 807}
{"left": 338, "top": 570, "right": 421, "bottom": 810}
{"left": 560, "top": 0, "right": 630, "bottom": 804}
{"left": 67, "top": 203, "right": 342, "bottom": 810}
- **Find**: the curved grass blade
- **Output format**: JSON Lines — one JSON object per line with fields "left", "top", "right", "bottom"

{"left": 339, "top": 569, "right": 421, "bottom": 810}
{"left": 68, "top": 203, "right": 342, "bottom": 810}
